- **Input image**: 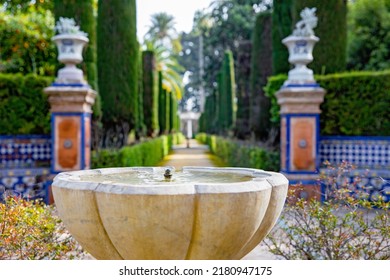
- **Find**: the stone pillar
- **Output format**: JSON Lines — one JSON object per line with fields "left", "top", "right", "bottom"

{"left": 44, "top": 86, "right": 96, "bottom": 173}
{"left": 276, "top": 7, "right": 326, "bottom": 200}
{"left": 44, "top": 17, "right": 96, "bottom": 174}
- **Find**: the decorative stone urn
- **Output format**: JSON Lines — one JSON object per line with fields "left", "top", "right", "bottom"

{"left": 52, "top": 167, "right": 288, "bottom": 260}
{"left": 282, "top": 7, "right": 319, "bottom": 86}
{"left": 51, "top": 17, "right": 89, "bottom": 85}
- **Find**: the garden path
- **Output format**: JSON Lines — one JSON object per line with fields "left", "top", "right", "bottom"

{"left": 158, "top": 139, "right": 221, "bottom": 169}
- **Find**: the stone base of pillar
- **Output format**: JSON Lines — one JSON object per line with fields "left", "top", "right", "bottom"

{"left": 44, "top": 86, "right": 96, "bottom": 174}
{"left": 277, "top": 86, "right": 325, "bottom": 174}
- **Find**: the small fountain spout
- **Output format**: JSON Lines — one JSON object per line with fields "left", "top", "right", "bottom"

{"left": 164, "top": 168, "right": 173, "bottom": 180}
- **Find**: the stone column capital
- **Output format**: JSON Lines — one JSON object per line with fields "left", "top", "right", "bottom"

{"left": 44, "top": 86, "right": 96, "bottom": 113}
{"left": 276, "top": 86, "right": 326, "bottom": 114}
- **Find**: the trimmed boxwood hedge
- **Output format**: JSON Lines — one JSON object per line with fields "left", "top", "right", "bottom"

{"left": 91, "top": 133, "right": 185, "bottom": 168}
{"left": 264, "top": 71, "right": 390, "bottom": 136}
{"left": 196, "top": 133, "right": 280, "bottom": 171}
{"left": 0, "top": 73, "right": 52, "bottom": 135}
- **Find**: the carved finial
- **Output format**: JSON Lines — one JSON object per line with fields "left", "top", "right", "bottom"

{"left": 55, "top": 17, "right": 88, "bottom": 37}
{"left": 292, "top": 7, "right": 318, "bottom": 37}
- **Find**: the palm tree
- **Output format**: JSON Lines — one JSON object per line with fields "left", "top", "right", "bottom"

{"left": 144, "top": 12, "right": 181, "bottom": 53}
{"left": 144, "top": 42, "right": 184, "bottom": 100}
{"left": 143, "top": 12, "right": 184, "bottom": 100}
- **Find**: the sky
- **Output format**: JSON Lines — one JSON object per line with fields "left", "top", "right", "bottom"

{"left": 136, "top": 0, "right": 213, "bottom": 41}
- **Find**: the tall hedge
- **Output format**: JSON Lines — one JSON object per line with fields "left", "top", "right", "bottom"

{"left": 264, "top": 71, "right": 390, "bottom": 136}
{"left": 250, "top": 12, "right": 273, "bottom": 140}
{"left": 97, "top": 0, "right": 139, "bottom": 138}
{"left": 292, "top": 0, "right": 347, "bottom": 74}
{"left": 137, "top": 43, "right": 145, "bottom": 138}
{"left": 272, "top": 0, "right": 293, "bottom": 75}
{"left": 201, "top": 91, "right": 218, "bottom": 133}
{"left": 169, "top": 93, "right": 178, "bottom": 133}
{"left": 0, "top": 74, "right": 52, "bottom": 135}
{"left": 142, "top": 51, "right": 159, "bottom": 137}
{"left": 158, "top": 71, "right": 170, "bottom": 134}
{"left": 235, "top": 40, "right": 252, "bottom": 138}
{"left": 216, "top": 71, "right": 223, "bottom": 132}
{"left": 219, "top": 51, "right": 236, "bottom": 133}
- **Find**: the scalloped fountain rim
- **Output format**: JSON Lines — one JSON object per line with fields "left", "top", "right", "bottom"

{"left": 53, "top": 166, "right": 287, "bottom": 195}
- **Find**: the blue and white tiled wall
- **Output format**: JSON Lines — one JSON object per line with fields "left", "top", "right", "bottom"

{"left": 319, "top": 136, "right": 390, "bottom": 202}
{"left": 0, "top": 135, "right": 52, "bottom": 203}
{"left": 320, "top": 136, "right": 389, "bottom": 170}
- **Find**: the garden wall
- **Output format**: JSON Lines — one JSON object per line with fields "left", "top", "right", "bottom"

{"left": 0, "top": 135, "right": 51, "bottom": 203}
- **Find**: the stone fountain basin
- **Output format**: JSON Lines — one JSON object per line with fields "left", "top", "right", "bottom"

{"left": 52, "top": 166, "right": 288, "bottom": 260}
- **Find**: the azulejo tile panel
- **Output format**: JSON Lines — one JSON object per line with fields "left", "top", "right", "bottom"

{"left": 0, "top": 135, "right": 51, "bottom": 169}
{"left": 320, "top": 168, "right": 390, "bottom": 203}
{"left": 319, "top": 137, "right": 390, "bottom": 170}
{"left": 0, "top": 168, "right": 51, "bottom": 203}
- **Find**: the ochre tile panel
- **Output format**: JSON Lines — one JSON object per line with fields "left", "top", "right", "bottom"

{"left": 56, "top": 116, "right": 80, "bottom": 170}
{"left": 291, "top": 118, "right": 315, "bottom": 171}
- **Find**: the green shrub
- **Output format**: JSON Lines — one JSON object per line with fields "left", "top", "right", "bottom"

{"left": 0, "top": 196, "right": 84, "bottom": 260}
{"left": 0, "top": 9, "right": 56, "bottom": 76}
{"left": 0, "top": 73, "right": 52, "bottom": 135}
{"left": 196, "top": 133, "right": 280, "bottom": 171}
{"left": 92, "top": 133, "right": 184, "bottom": 168}
{"left": 264, "top": 71, "right": 390, "bottom": 136}
{"left": 265, "top": 162, "right": 390, "bottom": 260}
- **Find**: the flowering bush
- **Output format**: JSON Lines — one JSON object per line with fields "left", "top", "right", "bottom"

{"left": 0, "top": 196, "right": 84, "bottom": 260}
{"left": 265, "top": 162, "right": 390, "bottom": 260}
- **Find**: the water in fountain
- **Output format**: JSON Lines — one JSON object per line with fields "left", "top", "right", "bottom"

{"left": 79, "top": 169, "right": 258, "bottom": 185}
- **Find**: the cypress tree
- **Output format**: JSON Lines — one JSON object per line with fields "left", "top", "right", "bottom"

{"left": 292, "top": 0, "right": 347, "bottom": 74}
{"left": 217, "top": 71, "right": 224, "bottom": 132}
{"left": 222, "top": 50, "right": 236, "bottom": 132}
{"left": 137, "top": 43, "right": 145, "bottom": 138}
{"left": 158, "top": 71, "right": 166, "bottom": 134}
{"left": 165, "top": 90, "right": 171, "bottom": 133}
{"left": 235, "top": 40, "right": 252, "bottom": 139}
{"left": 142, "top": 51, "right": 159, "bottom": 137}
{"left": 97, "top": 0, "right": 139, "bottom": 146}
{"left": 217, "top": 51, "right": 236, "bottom": 134}
{"left": 272, "top": 0, "right": 293, "bottom": 75}
{"left": 250, "top": 12, "right": 273, "bottom": 140}
{"left": 169, "top": 93, "right": 177, "bottom": 133}
{"left": 203, "top": 92, "right": 217, "bottom": 133}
